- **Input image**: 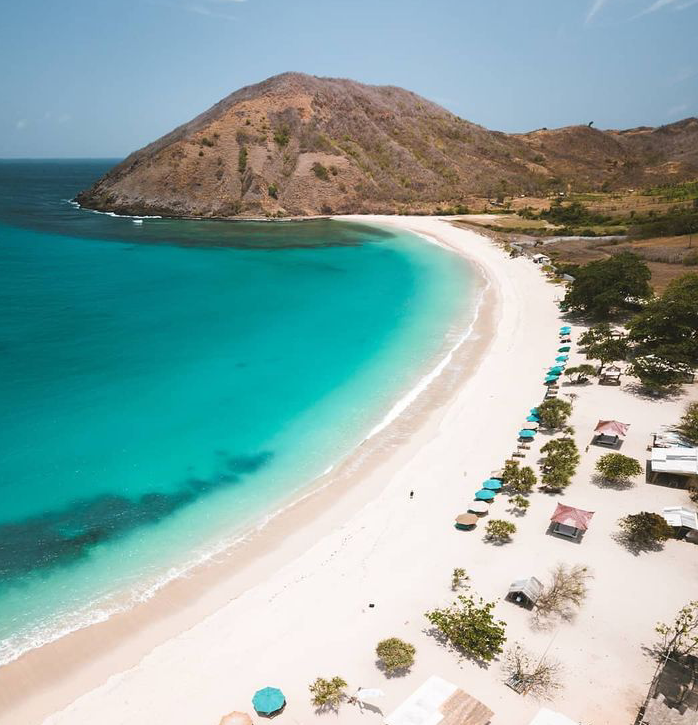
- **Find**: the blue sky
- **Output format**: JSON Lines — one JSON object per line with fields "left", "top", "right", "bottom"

{"left": 1, "top": 0, "right": 696, "bottom": 157}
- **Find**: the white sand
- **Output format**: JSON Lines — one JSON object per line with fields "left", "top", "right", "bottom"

{"left": 21, "top": 218, "right": 698, "bottom": 725}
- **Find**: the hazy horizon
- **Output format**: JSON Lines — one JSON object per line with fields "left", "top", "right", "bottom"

{"left": 2, "top": 0, "right": 697, "bottom": 158}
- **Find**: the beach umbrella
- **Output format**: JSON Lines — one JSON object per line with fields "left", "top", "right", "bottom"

{"left": 252, "top": 688, "right": 285, "bottom": 716}
{"left": 548, "top": 366, "right": 564, "bottom": 373}
{"left": 529, "top": 407, "right": 539, "bottom": 415}
{"left": 560, "top": 326, "right": 572, "bottom": 333}
{"left": 526, "top": 414, "right": 540, "bottom": 422}
{"left": 468, "top": 501, "right": 489, "bottom": 513}
{"left": 455, "top": 513, "right": 479, "bottom": 529}
{"left": 518, "top": 429, "right": 536, "bottom": 438}
{"left": 558, "top": 345, "right": 571, "bottom": 352}
{"left": 555, "top": 355, "right": 569, "bottom": 362}
{"left": 220, "top": 713, "right": 254, "bottom": 725}
{"left": 482, "top": 479, "right": 503, "bottom": 490}
{"left": 475, "top": 489, "right": 496, "bottom": 501}
{"left": 544, "top": 376, "right": 559, "bottom": 385}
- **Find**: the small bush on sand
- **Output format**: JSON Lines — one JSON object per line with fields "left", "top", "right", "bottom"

{"left": 309, "top": 676, "right": 348, "bottom": 710}
{"left": 503, "top": 643, "right": 563, "bottom": 698}
{"left": 595, "top": 453, "right": 643, "bottom": 485}
{"left": 485, "top": 519, "right": 516, "bottom": 542}
{"left": 618, "top": 512, "right": 674, "bottom": 550}
{"left": 375, "top": 638, "right": 416, "bottom": 674}
{"left": 451, "top": 567, "right": 469, "bottom": 591}
{"left": 425, "top": 595, "right": 506, "bottom": 663}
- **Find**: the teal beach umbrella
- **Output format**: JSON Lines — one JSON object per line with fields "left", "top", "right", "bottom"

{"left": 530, "top": 407, "right": 539, "bottom": 415}
{"left": 545, "top": 376, "right": 559, "bottom": 384}
{"left": 560, "top": 326, "right": 571, "bottom": 333}
{"left": 475, "top": 489, "right": 496, "bottom": 501}
{"left": 519, "top": 429, "right": 536, "bottom": 438}
{"left": 253, "top": 687, "right": 286, "bottom": 715}
{"left": 555, "top": 355, "right": 568, "bottom": 362}
{"left": 558, "top": 345, "right": 571, "bottom": 352}
{"left": 482, "top": 479, "right": 503, "bottom": 490}
{"left": 549, "top": 366, "right": 564, "bottom": 373}
{"left": 526, "top": 414, "right": 539, "bottom": 422}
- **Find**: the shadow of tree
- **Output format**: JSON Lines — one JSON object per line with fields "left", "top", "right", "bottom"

{"left": 590, "top": 473, "right": 636, "bottom": 491}
{"left": 612, "top": 529, "right": 666, "bottom": 556}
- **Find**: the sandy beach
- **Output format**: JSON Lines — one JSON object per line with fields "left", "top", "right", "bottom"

{"left": 2, "top": 217, "right": 696, "bottom": 725}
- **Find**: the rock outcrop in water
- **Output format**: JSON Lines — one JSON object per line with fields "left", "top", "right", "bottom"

{"left": 76, "top": 72, "right": 698, "bottom": 218}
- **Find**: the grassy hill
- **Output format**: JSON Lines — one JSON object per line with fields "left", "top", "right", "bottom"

{"left": 76, "top": 72, "right": 698, "bottom": 218}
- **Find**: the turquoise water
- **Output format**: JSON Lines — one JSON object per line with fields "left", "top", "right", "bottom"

{"left": 0, "top": 161, "right": 476, "bottom": 663}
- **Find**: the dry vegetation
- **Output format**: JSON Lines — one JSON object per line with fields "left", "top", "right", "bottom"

{"left": 76, "top": 72, "right": 698, "bottom": 219}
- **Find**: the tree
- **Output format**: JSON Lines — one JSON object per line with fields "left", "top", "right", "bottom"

{"left": 563, "top": 252, "right": 652, "bottom": 318}
{"left": 309, "top": 677, "right": 348, "bottom": 711}
{"left": 536, "top": 398, "right": 572, "bottom": 430}
{"left": 595, "top": 453, "right": 643, "bottom": 485}
{"left": 618, "top": 512, "right": 674, "bottom": 550}
{"left": 502, "top": 461, "right": 537, "bottom": 494}
{"left": 678, "top": 401, "right": 698, "bottom": 444}
{"left": 485, "top": 519, "right": 517, "bottom": 542}
{"left": 535, "top": 564, "right": 592, "bottom": 621}
{"left": 539, "top": 437, "right": 580, "bottom": 492}
{"left": 629, "top": 355, "right": 693, "bottom": 392}
{"left": 564, "top": 364, "right": 597, "bottom": 384}
{"left": 628, "top": 273, "right": 698, "bottom": 368}
{"left": 579, "top": 323, "right": 629, "bottom": 372}
{"left": 425, "top": 595, "right": 507, "bottom": 663}
{"left": 376, "top": 638, "right": 416, "bottom": 675}
{"left": 507, "top": 495, "right": 530, "bottom": 514}
{"left": 503, "top": 644, "right": 563, "bottom": 698}
{"left": 655, "top": 601, "right": 698, "bottom": 659}
{"left": 451, "top": 567, "right": 469, "bottom": 591}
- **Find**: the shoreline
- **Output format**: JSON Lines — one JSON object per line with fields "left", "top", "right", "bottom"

{"left": 0, "top": 217, "right": 497, "bottom": 724}
{"left": 5, "top": 217, "right": 695, "bottom": 725}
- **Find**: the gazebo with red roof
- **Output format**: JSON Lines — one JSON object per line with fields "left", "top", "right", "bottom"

{"left": 550, "top": 503, "right": 595, "bottom": 539}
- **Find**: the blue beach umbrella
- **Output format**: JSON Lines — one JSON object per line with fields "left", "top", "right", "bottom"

{"left": 526, "top": 414, "right": 539, "bottom": 422}
{"left": 482, "top": 479, "right": 503, "bottom": 490}
{"left": 253, "top": 688, "right": 286, "bottom": 715}
{"left": 549, "top": 366, "right": 564, "bottom": 373}
{"left": 530, "top": 407, "right": 539, "bottom": 415}
{"left": 560, "top": 326, "right": 572, "bottom": 333}
{"left": 518, "top": 429, "right": 536, "bottom": 438}
{"left": 556, "top": 355, "right": 569, "bottom": 362}
{"left": 558, "top": 345, "right": 571, "bottom": 352}
{"left": 475, "top": 489, "right": 496, "bottom": 501}
{"left": 545, "top": 376, "right": 559, "bottom": 384}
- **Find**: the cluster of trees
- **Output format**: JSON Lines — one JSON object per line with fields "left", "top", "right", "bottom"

{"left": 571, "top": 270, "right": 698, "bottom": 391}
{"left": 536, "top": 398, "right": 572, "bottom": 430}
{"left": 539, "top": 437, "right": 580, "bottom": 492}
{"left": 563, "top": 252, "right": 652, "bottom": 318}
{"left": 679, "top": 402, "right": 698, "bottom": 444}
{"left": 502, "top": 460, "right": 537, "bottom": 494}
{"left": 655, "top": 600, "right": 698, "bottom": 660}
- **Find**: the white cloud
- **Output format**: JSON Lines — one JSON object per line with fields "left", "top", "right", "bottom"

{"left": 670, "top": 67, "right": 697, "bottom": 84}
{"left": 639, "top": 0, "right": 698, "bottom": 14}
{"left": 15, "top": 119, "right": 27, "bottom": 130}
{"left": 186, "top": 4, "right": 237, "bottom": 18}
{"left": 585, "top": 0, "right": 610, "bottom": 23}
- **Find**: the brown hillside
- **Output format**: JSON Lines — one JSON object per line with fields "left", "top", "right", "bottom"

{"left": 76, "top": 73, "right": 698, "bottom": 218}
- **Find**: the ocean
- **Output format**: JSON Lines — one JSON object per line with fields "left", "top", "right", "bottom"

{"left": 0, "top": 160, "right": 477, "bottom": 664}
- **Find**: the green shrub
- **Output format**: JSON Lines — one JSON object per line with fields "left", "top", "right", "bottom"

{"left": 375, "top": 638, "right": 416, "bottom": 674}
{"left": 595, "top": 453, "right": 643, "bottom": 484}
{"left": 201, "top": 136, "right": 214, "bottom": 148}
{"left": 238, "top": 147, "right": 247, "bottom": 175}
{"left": 274, "top": 125, "right": 290, "bottom": 146}
{"left": 485, "top": 519, "right": 516, "bottom": 542}
{"left": 425, "top": 595, "right": 506, "bottom": 662}
{"left": 268, "top": 183, "right": 278, "bottom": 199}
{"left": 618, "top": 512, "right": 674, "bottom": 549}
{"left": 309, "top": 676, "right": 347, "bottom": 710}
{"left": 312, "top": 162, "right": 330, "bottom": 181}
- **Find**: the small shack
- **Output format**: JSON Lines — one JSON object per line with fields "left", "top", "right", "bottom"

{"left": 650, "top": 447, "right": 698, "bottom": 488}
{"left": 662, "top": 506, "right": 698, "bottom": 542}
{"left": 384, "top": 676, "right": 493, "bottom": 725}
{"left": 506, "top": 576, "right": 543, "bottom": 609}
{"left": 531, "top": 253, "right": 551, "bottom": 265}
{"left": 550, "top": 503, "right": 594, "bottom": 540}
{"left": 599, "top": 364, "right": 622, "bottom": 385}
